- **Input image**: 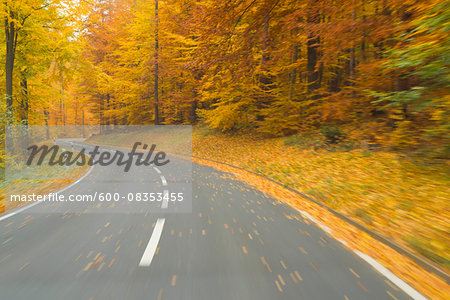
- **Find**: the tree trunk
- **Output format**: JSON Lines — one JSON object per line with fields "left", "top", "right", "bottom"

{"left": 44, "top": 108, "right": 50, "bottom": 140}
{"left": 261, "top": 14, "right": 269, "bottom": 70}
{"left": 396, "top": 5, "right": 413, "bottom": 120}
{"left": 361, "top": 2, "right": 367, "bottom": 63}
{"left": 20, "top": 76, "right": 28, "bottom": 125}
{"left": 105, "top": 93, "right": 110, "bottom": 131}
{"left": 5, "top": 11, "right": 16, "bottom": 124}
{"left": 348, "top": 6, "right": 356, "bottom": 87}
{"left": 74, "top": 98, "right": 78, "bottom": 126}
{"left": 307, "top": 3, "right": 320, "bottom": 94}
{"left": 190, "top": 99, "right": 197, "bottom": 124}
{"left": 82, "top": 109, "right": 85, "bottom": 138}
{"left": 19, "top": 75, "right": 29, "bottom": 155}
{"left": 288, "top": 45, "right": 298, "bottom": 101}
{"left": 154, "top": 0, "right": 159, "bottom": 125}
{"left": 99, "top": 96, "right": 104, "bottom": 134}
{"left": 61, "top": 85, "right": 65, "bottom": 126}
{"left": 256, "top": 13, "right": 272, "bottom": 122}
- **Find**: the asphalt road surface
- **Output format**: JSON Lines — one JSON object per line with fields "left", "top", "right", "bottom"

{"left": 0, "top": 140, "right": 419, "bottom": 300}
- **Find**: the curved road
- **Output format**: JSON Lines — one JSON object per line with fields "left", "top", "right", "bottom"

{"left": 0, "top": 140, "right": 420, "bottom": 299}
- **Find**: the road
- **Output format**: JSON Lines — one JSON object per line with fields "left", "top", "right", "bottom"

{"left": 0, "top": 140, "right": 419, "bottom": 299}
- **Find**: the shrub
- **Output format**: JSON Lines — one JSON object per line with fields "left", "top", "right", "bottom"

{"left": 321, "top": 125, "right": 344, "bottom": 144}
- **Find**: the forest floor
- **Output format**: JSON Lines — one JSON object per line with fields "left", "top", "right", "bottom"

{"left": 191, "top": 127, "right": 450, "bottom": 272}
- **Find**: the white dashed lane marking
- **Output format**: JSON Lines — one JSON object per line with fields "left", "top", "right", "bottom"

{"left": 139, "top": 218, "right": 166, "bottom": 267}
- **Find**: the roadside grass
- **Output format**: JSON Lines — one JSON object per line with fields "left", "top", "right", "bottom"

{"left": 0, "top": 142, "right": 90, "bottom": 213}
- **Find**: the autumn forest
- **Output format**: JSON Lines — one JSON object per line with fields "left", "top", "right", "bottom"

{"left": 1, "top": 0, "right": 450, "bottom": 296}
{"left": 1, "top": 0, "right": 448, "bottom": 156}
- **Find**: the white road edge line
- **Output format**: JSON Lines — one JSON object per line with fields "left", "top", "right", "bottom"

{"left": 0, "top": 164, "right": 95, "bottom": 222}
{"left": 298, "top": 209, "right": 427, "bottom": 300}
{"left": 297, "top": 210, "right": 332, "bottom": 234}
{"left": 337, "top": 239, "right": 348, "bottom": 246}
{"left": 354, "top": 250, "right": 427, "bottom": 300}
{"left": 139, "top": 218, "right": 165, "bottom": 267}
{"left": 297, "top": 210, "right": 317, "bottom": 223}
